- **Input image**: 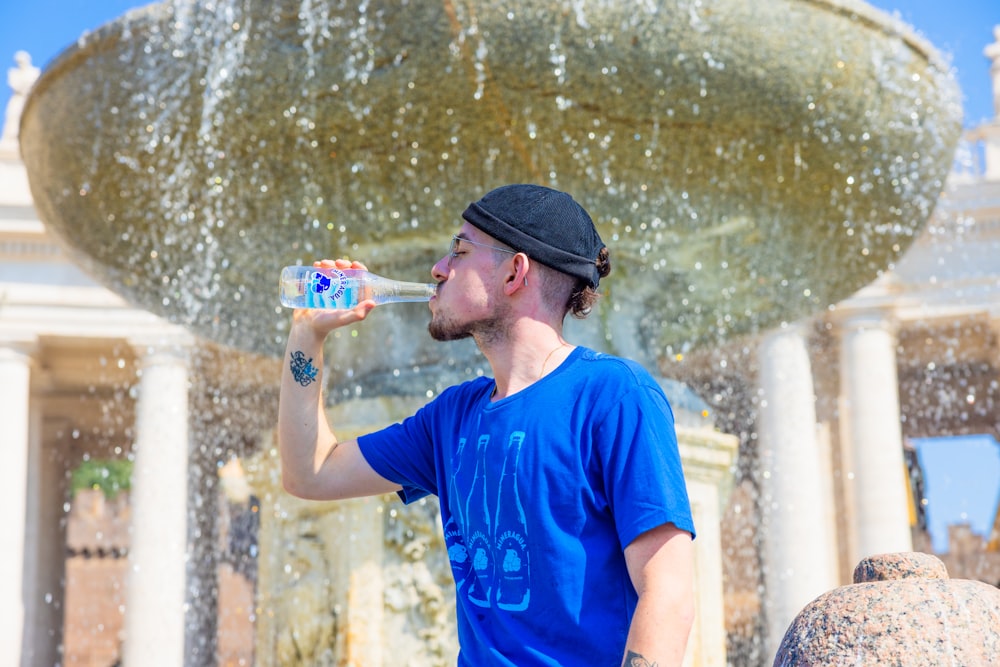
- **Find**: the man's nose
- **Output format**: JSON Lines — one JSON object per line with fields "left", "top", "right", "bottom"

{"left": 431, "top": 255, "right": 449, "bottom": 282}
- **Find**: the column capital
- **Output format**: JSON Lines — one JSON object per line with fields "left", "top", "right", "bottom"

{"left": 0, "top": 337, "right": 55, "bottom": 394}
{"left": 128, "top": 331, "right": 196, "bottom": 366}
{"left": 0, "top": 336, "right": 39, "bottom": 362}
{"left": 762, "top": 321, "right": 812, "bottom": 340}
{"left": 829, "top": 307, "right": 898, "bottom": 337}
{"left": 989, "top": 317, "right": 1000, "bottom": 364}
{"left": 758, "top": 322, "right": 817, "bottom": 361}
{"left": 989, "top": 315, "right": 1000, "bottom": 337}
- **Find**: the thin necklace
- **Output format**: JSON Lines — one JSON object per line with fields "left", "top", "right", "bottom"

{"left": 491, "top": 342, "right": 570, "bottom": 399}
{"left": 539, "top": 342, "right": 569, "bottom": 379}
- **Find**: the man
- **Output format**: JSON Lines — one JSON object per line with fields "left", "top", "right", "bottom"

{"left": 278, "top": 184, "right": 696, "bottom": 667}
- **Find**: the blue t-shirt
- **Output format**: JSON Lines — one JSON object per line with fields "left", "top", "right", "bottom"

{"left": 358, "top": 347, "right": 695, "bottom": 666}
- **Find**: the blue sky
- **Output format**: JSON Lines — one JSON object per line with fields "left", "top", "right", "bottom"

{"left": 916, "top": 435, "right": 1000, "bottom": 553}
{"left": 1, "top": 2, "right": 998, "bottom": 552}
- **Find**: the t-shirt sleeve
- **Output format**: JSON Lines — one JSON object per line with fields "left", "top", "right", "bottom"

{"left": 357, "top": 406, "right": 439, "bottom": 504}
{"left": 597, "top": 381, "right": 696, "bottom": 547}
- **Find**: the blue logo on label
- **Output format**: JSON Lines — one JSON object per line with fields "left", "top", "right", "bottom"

{"left": 309, "top": 269, "right": 347, "bottom": 300}
{"left": 310, "top": 273, "right": 332, "bottom": 294}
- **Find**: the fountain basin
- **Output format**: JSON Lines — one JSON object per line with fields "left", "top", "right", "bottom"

{"left": 20, "top": 0, "right": 961, "bottom": 369}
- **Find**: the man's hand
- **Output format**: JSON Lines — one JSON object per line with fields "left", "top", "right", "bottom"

{"left": 290, "top": 258, "right": 376, "bottom": 338}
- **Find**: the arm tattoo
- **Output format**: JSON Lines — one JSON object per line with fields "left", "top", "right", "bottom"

{"left": 290, "top": 350, "right": 319, "bottom": 386}
{"left": 624, "top": 651, "right": 658, "bottom": 667}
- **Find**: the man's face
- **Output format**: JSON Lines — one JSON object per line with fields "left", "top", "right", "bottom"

{"left": 428, "top": 223, "right": 513, "bottom": 343}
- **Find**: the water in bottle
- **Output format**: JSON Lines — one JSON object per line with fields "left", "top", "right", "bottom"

{"left": 279, "top": 266, "right": 436, "bottom": 309}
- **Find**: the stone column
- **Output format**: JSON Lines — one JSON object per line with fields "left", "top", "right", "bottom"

{"left": 838, "top": 312, "right": 912, "bottom": 561}
{"left": 122, "top": 339, "right": 192, "bottom": 667}
{"left": 757, "top": 325, "right": 837, "bottom": 659}
{"left": 0, "top": 340, "right": 35, "bottom": 667}
{"left": 676, "top": 428, "right": 739, "bottom": 667}
{"left": 23, "top": 391, "right": 61, "bottom": 667}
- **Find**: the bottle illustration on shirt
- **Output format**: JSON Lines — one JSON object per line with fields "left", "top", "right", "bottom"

{"left": 443, "top": 437, "right": 471, "bottom": 590}
{"left": 494, "top": 431, "right": 531, "bottom": 611}
{"left": 465, "top": 434, "right": 494, "bottom": 608}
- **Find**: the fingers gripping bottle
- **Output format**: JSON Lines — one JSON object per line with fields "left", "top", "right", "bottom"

{"left": 279, "top": 266, "right": 437, "bottom": 309}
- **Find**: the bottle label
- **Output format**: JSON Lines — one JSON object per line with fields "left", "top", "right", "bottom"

{"left": 310, "top": 268, "right": 347, "bottom": 301}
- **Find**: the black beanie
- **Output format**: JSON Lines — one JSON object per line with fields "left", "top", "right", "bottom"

{"left": 461, "top": 184, "right": 606, "bottom": 288}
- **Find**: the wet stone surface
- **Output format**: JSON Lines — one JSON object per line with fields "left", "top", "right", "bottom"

{"left": 19, "top": 0, "right": 961, "bottom": 367}
{"left": 852, "top": 551, "right": 949, "bottom": 582}
{"left": 774, "top": 552, "right": 1000, "bottom": 667}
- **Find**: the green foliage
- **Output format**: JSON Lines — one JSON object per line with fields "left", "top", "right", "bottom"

{"left": 70, "top": 459, "right": 133, "bottom": 500}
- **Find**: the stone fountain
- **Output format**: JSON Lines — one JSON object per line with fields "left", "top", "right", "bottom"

{"left": 16, "top": 0, "right": 962, "bottom": 664}
{"left": 20, "top": 0, "right": 960, "bottom": 373}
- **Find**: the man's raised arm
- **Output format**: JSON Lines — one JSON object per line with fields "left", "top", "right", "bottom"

{"left": 276, "top": 259, "right": 402, "bottom": 501}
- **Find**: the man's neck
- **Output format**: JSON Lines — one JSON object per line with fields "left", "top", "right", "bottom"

{"left": 479, "top": 321, "right": 573, "bottom": 400}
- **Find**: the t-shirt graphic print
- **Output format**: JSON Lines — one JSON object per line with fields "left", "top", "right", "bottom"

{"left": 460, "top": 431, "right": 530, "bottom": 611}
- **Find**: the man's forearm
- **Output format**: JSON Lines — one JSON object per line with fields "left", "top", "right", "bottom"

{"left": 275, "top": 259, "right": 384, "bottom": 499}
{"left": 277, "top": 323, "right": 336, "bottom": 496}
{"left": 624, "top": 592, "right": 695, "bottom": 666}
{"left": 621, "top": 591, "right": 694, "bottom": 667}
{"left": 623, "top": 650, "right": 661, "bottom": 667}
{"left": 621, "top": 524, "right": 696, "bottom": 667}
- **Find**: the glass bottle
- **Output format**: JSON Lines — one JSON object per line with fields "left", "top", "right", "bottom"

{"left": 465, "top": 434, "right": 494, "bottom": 609}
{"left": 443, "top": 437, "right": 472, "bottom": 591}
{"left": 279, "top": 265, "right": 436, "bottom": 309}
{"left": 495, "top": 431, "right": 530, "bottom": 611}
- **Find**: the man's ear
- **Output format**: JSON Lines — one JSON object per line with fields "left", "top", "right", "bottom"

{"left": 503, "top": 253, "right": 531, "bottom": 295}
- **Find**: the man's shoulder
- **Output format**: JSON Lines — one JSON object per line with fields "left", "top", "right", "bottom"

{"left": 563, "top": 349, "right": 668, "bottom": 410}
{"left": 573, "top": 347, "right": 657, "bottom": 384}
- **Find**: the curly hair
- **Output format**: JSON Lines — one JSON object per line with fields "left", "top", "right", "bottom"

{"left": 535, "top": 247, "right": 611, "bottom": 319}
{"left": 566, "top": 246, "right": 611, "bottom": 318}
